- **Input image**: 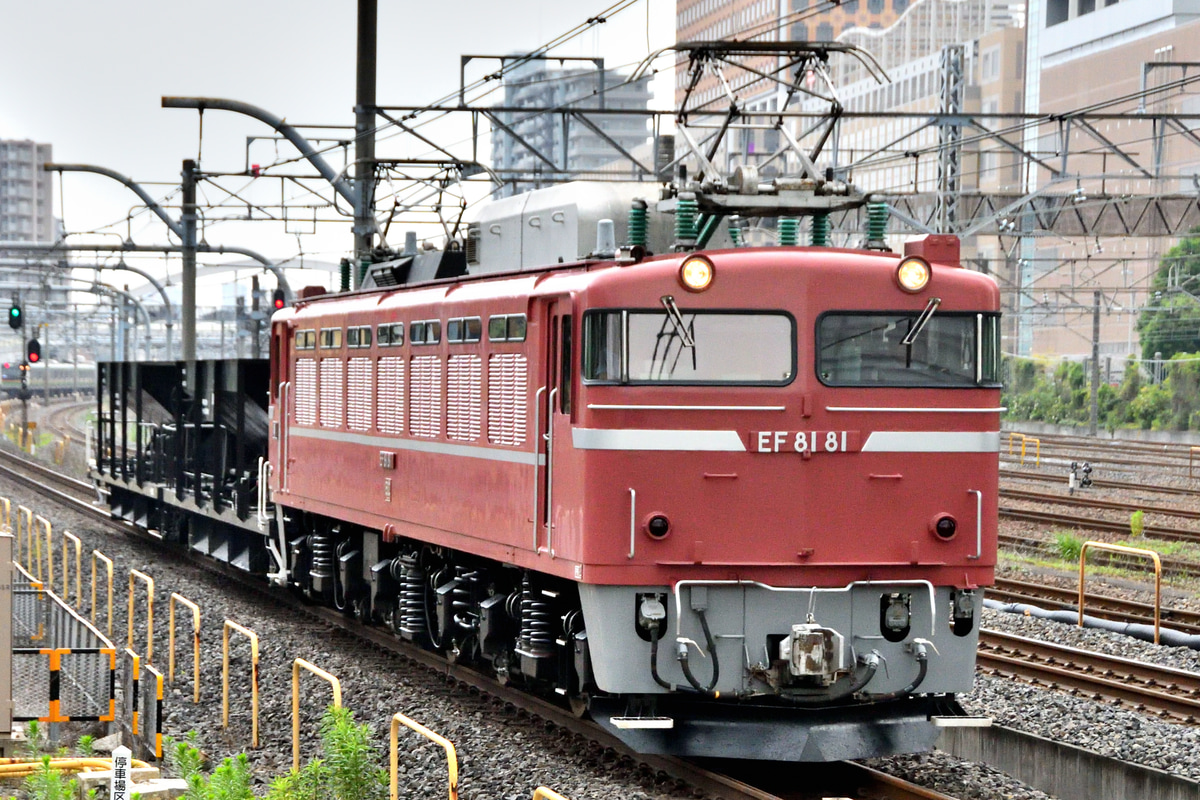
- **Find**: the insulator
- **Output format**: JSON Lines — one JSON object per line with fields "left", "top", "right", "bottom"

{"left": 866, "top": 202, "right": 889, "bottom": 248}
{"left": 452, "top": 567, "right": 481, "bottom": 632}
{"left": 517, "top": 575, "right": 554, "bottom": 658}
{"left": 675, "top": 195, "right": 699, "bottom": 243}
{"left": 810, "top": 213, "right": 831, "bottom": 247}
{"left": 309, "top": 531, "right": 334, "bottom": 581}
{"left": 777, "top": 217, "right": 800, "bottom": 247}
{"left": 627, "top": 199, "right": 648, "bottom": 247}
{"left": 398, "top": 556, "right": 427, "bottom": 638}
{"left": 728, "top": 217, "right": 743, "bottom": 247}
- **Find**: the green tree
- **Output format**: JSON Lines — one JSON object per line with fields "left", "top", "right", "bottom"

{"left": 1138, "top": 228, "right": 1200, "bottom": 361}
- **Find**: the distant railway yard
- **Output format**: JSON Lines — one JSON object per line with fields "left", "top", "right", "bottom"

{"left": 0, "top": 407, "right": 1196, "bottom": 798}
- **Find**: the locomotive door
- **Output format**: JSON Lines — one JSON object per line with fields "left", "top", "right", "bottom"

{"left": 537, "top": 297, "right": 572, "bottom": 557}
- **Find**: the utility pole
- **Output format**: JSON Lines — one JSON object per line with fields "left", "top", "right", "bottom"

{"left": 1090, "top": 290, "right": 1100, "bottom": 436}
{"left": 42, "top": 324, "right": 49, "bottom": 405}
{"left": 251, "top": 275, "right": 262, "bottom": 359}
{"left": 353, "top": 0, "right": 378, "bottom": 286}
{"left": 182, "top": 159, "right": 198, "bottom": 364}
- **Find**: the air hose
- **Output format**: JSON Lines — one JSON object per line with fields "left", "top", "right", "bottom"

{"left": 868, "top": 639, "right": 930, "bottom": 701}
{"left": 678, "top": 609, "right": 720, "bottom": 695}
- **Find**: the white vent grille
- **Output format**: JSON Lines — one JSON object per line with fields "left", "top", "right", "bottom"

{"left": 488, "top": 354, "right": 528, "bottom": 446}
{"left": 447, "top": 355, "right": 482, "bottom": 442}
{"left": 294, "top": 359, "right": 317, "bottom": 426}
{"left": 410, "top": 355, "right": 443, "bottom": 438}
{"left": 347, "top": 357, "right": 373, "bottom": 432}
{"left": 377, "top": 357, "right": 406, "bottom": 435}
{"left": 319, "top": 358, "right": 344, "bottom": 428}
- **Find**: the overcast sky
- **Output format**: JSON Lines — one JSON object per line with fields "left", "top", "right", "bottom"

{"left": 0, "top": 0, "right": 675, "bottom": 297}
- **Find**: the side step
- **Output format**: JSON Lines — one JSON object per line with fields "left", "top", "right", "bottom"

{"left": 610, "top": 716, "right": 674, "bottom": 730}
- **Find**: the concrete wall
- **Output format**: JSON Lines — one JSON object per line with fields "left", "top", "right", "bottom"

{"left": 940, "top": 725, "right": 1200, "bottom": 800}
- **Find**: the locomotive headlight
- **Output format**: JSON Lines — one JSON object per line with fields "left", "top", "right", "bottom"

{"left": 679, "top": 256, "right": 715, "bottom": 292}
{"left": 896, "top": 256, "right": 931, "bottom": 292}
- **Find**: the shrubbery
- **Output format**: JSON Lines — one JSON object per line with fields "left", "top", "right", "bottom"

{"left": 1001, "top": 354, "right": 1200, "bottom": 432}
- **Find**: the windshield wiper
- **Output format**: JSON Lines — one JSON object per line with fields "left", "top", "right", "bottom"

{"left": 660, "top": 295, "right": 695, "bottom": 348}
{"left": 901, "top": 297, "right": 941, "bottom": 346}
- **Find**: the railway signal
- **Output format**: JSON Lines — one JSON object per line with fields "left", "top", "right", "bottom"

{"left": 26, "top": 338, "right": 40, "bottom": 364}
{"left": 272, "top": 288, "right": 286, "bottom": 310}
{"left": 8, "top": 302, "right": 21, "bottom": 330}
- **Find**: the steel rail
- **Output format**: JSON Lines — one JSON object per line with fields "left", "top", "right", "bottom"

{"left": 1002, "top": 487, "right": 1200, "bottom": 522}
{"left": 977, "top": 629, "right": 1200, "bottom": 723}
{"left": 999, "top": 507, "right": 1200, "bottom": 544}
{"left": 998, "top": 533, "right": 1200, "bottom": 579}
{"left": 1000, "top": 468, "right": 1198, "bottom": 497}
{"left": 989, "top": 576, "right": 1200, "bottom": 636}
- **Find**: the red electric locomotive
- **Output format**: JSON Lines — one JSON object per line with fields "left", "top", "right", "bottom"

{"left": 95, "top": 180, "right": 999, "bottom": 762}
{"left": 261, "top": 199, "right": 998, "bottom": 761}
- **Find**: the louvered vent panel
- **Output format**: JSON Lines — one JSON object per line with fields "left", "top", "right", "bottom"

{"left": 488, "top": 354, "right": 528, "bottom": 446}
{"left": 319, "top": 358, "right": 344, "bottom": 428}
{"left": 377, "top": 357, "right": 406, "bottom": 434}
{"left": 447, "top": 355, "right": 482, "bottom": 442}
{"left": 294, "top": 359, "right": 317, "bottom": 426}
{"left": 347, "top": 358, "right": 373, "bottom": 432}
{"left": 410, "top": 355, "right": 443, "bottom": 438}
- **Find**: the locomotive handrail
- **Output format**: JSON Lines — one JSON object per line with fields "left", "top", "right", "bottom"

{"left": 671, "top": 579, "right": 938, "bottom": 647}
{"left": 390, "top": 712, "right": 458, "bottom": 800}
{"left": 291, "top": 658, "right": 342, "bottom": 771}
{"left": 168, "top": 593, "right": 201, "bottom": 703}
{"left": 532, "top": 385, "right": 546, "bottom": 552}
{"left": 967, "top": 490, "right": 982, "bottom": 560}
{"left": 1079, "top": 542, "right": 1161, "bottom": 644}
{"left": 546, "top": 387, "right": 558, "bottom": 558}
{"left": 628, "top": 488, "right": 636, "bottom": 559}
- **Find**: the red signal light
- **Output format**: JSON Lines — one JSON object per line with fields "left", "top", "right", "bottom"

{"left": 28, "top": 352, "right": 39, "bottom": 364}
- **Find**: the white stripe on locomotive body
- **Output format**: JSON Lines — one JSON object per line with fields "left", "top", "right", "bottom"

{"left": 859, "top": 431, "right": 1001, "bottom": 453}
{"left": 571, "top": 428, "right": 749, "bottom": 451}
{"left": 288, "top": 426, "right": 544, "bottom": 465}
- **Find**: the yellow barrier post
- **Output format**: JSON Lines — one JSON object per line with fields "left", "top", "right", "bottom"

{"left": 1079, "top": 541, "right": 1162, "bottom": 644}
{"left": 0, "top": 497, "right": 11, "bottom": 533}
{"left": 1007, "top": 431, "right": 1025, "bottom": 455}
{"left": 91, "top": 550, "right": 114, "bottom": 637}
{"left": 291, "top": 659, "right": 342, "bottom": 771}
{"left": 1026, "top": 436, "right": 1041, "bottom": 467}
{"left": 222, "top": 621, "right": 259, "bottom": 749}
{"left": 61, "top": 531, "right": 81, "bottom": 609}
{"left": 168, "top": 593, "right": 201, "bottom": 703}
{"left": 1192, "top": 446, "right": 1200, "bottom": 478}
{"left": 390, "top": 713, "right": 458, "bottom": 800}
{"left": 127, "top": 569, "right": 155, "bottom": 662}
{"left": 16, "top": 506, "right": 33, "bottom": 577}
{"left": 35, "top": 516, "right": 53, "bottom": 590}
{"left": 532, "top": 789, "right": 570, "bottom": 800}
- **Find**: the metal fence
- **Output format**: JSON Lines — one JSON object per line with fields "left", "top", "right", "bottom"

{"left": 121, "top": 649, "right": 163, "bottom": 760}
{"left": 13, "top": 563, "right": 116, "bottom": 723}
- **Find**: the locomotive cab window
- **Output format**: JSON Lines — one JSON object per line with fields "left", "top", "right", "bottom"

{"left": 295, "top": 330, "right": 316, "bottom": 350}
{"left": 347, "top": 326, "right": 372, "bottom": 348}
{"left": 817, "top": 311, "right": 1001, "bottom": 387}
{"left": 583, "top": 310, "right": 794, "bottom": 384}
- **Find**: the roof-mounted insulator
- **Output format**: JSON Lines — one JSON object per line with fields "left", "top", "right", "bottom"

{"left": 865, "top": 202, "right": 891, "bottom": 252}
{"left": 777, "top": 217, "right": 800, "bottom": 247}
{"left": 811, "top": 213, "right": 831, "bottom": 247}
{"left": 674, "top": 193, "right": 699, "bottom": 251}
{"left": 627, "top": 199, "right": 648, "bottom": 248}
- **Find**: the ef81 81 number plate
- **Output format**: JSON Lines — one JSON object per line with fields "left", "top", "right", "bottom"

{"left": 751, "top": 430, "right": 861, "bottom": 453}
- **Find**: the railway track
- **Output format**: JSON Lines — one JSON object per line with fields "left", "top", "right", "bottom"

{"left": 989, "top": 576, "right": 1200, "bottom": 636}
{"left": 1002, "top": 487, "right": 1200, "bottom": 522}
{"left": 977, "top": 629, "right": 1200, "bottom": 723}
{"left": 1000, "top": 467, "right": 1200, "bottom": 498}
{"left": 0, "top": 449, "right": 963, "bottom": 800}
{"left": 999, "top": 506, "right": 1200, "bottom": 545}
{"left": 998, "top": 532, "right": 1200, "bottom": 579}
